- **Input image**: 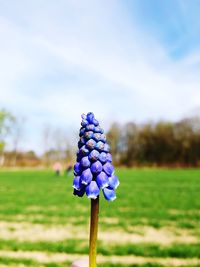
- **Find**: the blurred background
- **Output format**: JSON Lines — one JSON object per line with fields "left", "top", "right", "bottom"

{"left": 0, "top": 1, "right": 200, "bottom": 267}
{"left": 0, "top": 0, "right": 200, "bottom": 168}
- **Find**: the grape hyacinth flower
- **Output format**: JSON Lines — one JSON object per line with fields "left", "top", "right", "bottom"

{"left": 73, "top": 112, "right": 119, "bottom": 201}
{"left": 72, "top": 112, "right": 120, "bottom": 267}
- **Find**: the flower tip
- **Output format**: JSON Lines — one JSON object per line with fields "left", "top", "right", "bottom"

{"left": 87, "top": 194, "right": 98, "bottom": 199}
{"left": 102, "top": 183, "right": 109, "bottom": 189}
{"left": 86, "top": 112, "right": 95, "bottom": 123}
{"left": 102, "top": 187, "right": 117, "bottom": 201}
{"left": 73, "top": 185, "right": 80, "bottom": 191}
{"left": 81, "top": 113, "right": 87, "bottom": 120}
{"left": 109, "top": 195, "right": 117, "bottom": 202}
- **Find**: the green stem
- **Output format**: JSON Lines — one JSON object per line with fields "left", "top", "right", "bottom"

{"left": 89, "top": 197, "right": 99, "bottom": 267}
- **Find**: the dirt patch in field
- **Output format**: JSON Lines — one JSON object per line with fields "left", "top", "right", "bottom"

{"left": 101, "top": 217, "right": 119, "bottom": 224}
{"left": 1, "top": 250, "right": 200, "bottom": 266}
{"left": 0, "top": 221, "right": 198, "bottom": 244}
{"left": 168, "top": 209, "right": 200, "bottom": 215}
{"left": 99, "top": 226, "right": 198, "bottom": 244}
{"left": 0, "top": 221, "right": 89, "bottom": 241}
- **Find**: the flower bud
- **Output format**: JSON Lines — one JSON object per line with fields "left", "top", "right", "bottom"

{"left": 79, "top": 145, "right": 90, "bottom": 156}
{"left": 99, "top": 152, "right": 107, "bottom": 163}
{"left": 81, "top": 119, "right": 88, "bottom": 127}
{"left": 100, "top": 134, "right": 106, "bottom": 142}
{"left": 93, "top": 133, "right": 101, "bottom": 142}
{"left": 103, "top": 143, "right": 110, "bottom": 152}
{"left": 95, "top": 141, "right": 104, "bottom": 151}
{"left": 87, "top": 112, "right": 94, "bottom": 124}
{"left": 89, "top": 150, "right": 99, "bottom": 161}
{"left": 84, "top": 131, "right": 93, "bottom": 139}
{"left": 103, "top": 162, "right": 114, "bottom": 176}
{"left": 81, "top": 156, "right": 90, "bottom": 168}
{"left": 74, "top": 162, "right": 82, "bottom": 175}
{"left": 91, "top": 161, "right": 103, "bottom": 174}
{"left": 106, "top": 153, "right": 112, "bottom": 162}
{"left": 86, "top": 124, "right": 95, "bottom": 131}
{"left": 86, "top": 139, "right": 96, "bottom": 150}
{"left": 79, "top": 127, "right": 85, "bottom": 137}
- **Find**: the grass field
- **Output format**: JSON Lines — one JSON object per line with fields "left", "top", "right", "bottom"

{"left": 0, "top": 168, "right": 200, "bottom": 267}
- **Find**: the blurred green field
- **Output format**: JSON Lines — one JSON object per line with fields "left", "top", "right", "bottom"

{"left": 0, "top": 169, "right": 200, "bottom": 267}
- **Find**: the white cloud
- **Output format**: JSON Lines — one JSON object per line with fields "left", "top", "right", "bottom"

{"left": 0, "top": 0, "right": 200, "bottom": 152}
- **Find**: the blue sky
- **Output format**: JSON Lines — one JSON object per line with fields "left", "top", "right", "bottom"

{"left": 0, "top": 0, "right": 200, "bottom": 153}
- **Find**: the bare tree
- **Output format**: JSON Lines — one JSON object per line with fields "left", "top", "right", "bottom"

{"left": 11, "top": 116, "right": 26, "bottom": 167}
{"left": 0, "top": 109, "right": 15, "bottom": 167}
{"left": 42, "top": 124, "right": 52, "bottom": 167}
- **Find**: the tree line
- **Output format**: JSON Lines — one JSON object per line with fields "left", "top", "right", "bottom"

{"left": 107, "top": 117, "right": 200, "bottom": 167}
{"left": 1, "top": 108, "right": 200, "bottom": 167}
{"left": 0, "top": 109, "right": 74, "bottom": 167}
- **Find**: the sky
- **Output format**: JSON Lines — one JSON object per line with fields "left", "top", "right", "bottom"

{"left": 0, "top": 0, "right": 200, "bottom": 153}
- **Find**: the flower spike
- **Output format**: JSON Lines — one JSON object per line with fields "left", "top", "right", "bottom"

{"left": 73, "top": 112, "right": 119, "bottom": 201}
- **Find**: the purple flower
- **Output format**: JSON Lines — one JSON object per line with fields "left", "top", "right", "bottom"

{"left": 95, "top": 141, "right": 104, "bottom": 151}
{"left": 106, "top": 153, "right": 112, "bottom": 162}
{"left": 93, "top": 133, "right": 101, "bottom": 142}
{"left": 103, "top": 162, "right": 114, "bottom": 176}
{"left": 93, "top": 119, "right": 99, "bottom": 126}
{"left": 89, "top": 150, "right": 99, "bottom": 161}
{"left": 81, "top": 114, "right": 87, "bottom": 120}
{"left": 81, "top": 168, "right": 92, "bottom": 185}
{"left": 100, "top": 134, "right": 106, "bottom": 142}
{"left": 102, "top": 187, "right": 116, "bottom": 201}
{"left": 99, "top": 152, "right": 107, "bottom": 163}
{"left": 108, "top": 175, "right": 120, "bottom": 189}
{"left": 73, "top": 176, "right": 82, "bottom": 190}
{"left": 103, "top": 143, "right": 110, "bottom": 152}
{"left": 84, "top": 131, "right": 94, "bottom": 139}
{"left": 91, "top": 161, "right": 103, "bottom": 174}
{"left": 79, "top": 145, "right": 90, "bottom": 156}
{"left": 74, "top": 162, "right": 82, "bottom": 175}
{"left": 86, "top": 139, "right": 96, "bottom": 150}
{"left": 74, "top": 187, "right": 85, "bottom": 197}
{"left": 87, "top": 112, "right": 94, "bottom": 124}
{"left": 94, "top": 126, "right": 103, "bottom": 133}
{"left": 86, "top": 124, "right": 95, "bottom": 131}
{"left": 81, "top": 156, "right": 91, "bottom": 168}
{"left": 81, "top": 119, "right": 88, "bottom": 127}
{"left": 72, "top": 112, "right": 119, "bottom": 201}
{"left": 86, "top": 181, "right": 100, "bottom": 199}
{"left": 96, "top": 172, "right": 109, "bottom": 189}
{"left": 79, "top": 127, "right": 85, "bottom": 137}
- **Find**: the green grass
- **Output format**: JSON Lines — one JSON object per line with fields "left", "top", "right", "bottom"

{"left": 0, "top": 168, "right": 200, "bottom": 266}
{"left": 0, "top": 238, "right": 200, "bottom": 258}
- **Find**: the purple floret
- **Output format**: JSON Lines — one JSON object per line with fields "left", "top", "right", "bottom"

{"left": 81, "top": 168, "right": 93, "bottom": 185}
{"left": 96, "top": 171, "right": 109, "bottom": 189}
{"left": 81, "top": 156, "right": 91, "bottom": 168}
{"left": 86, "top": 181, "right": 100, "bottom": 199}
{"left": 103, "top": 162, "right": 114, "bottom": 176}
{"left": 102, "top": 187, "right": 116, "bottom": 201}
{"left": 91, "top": 161, "right": 103, "bottom": 174}
{"left": 99, "top": 152, "right": 107, "bottom": 163}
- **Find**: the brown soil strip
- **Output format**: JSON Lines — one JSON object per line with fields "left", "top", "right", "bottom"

{"left": 0, "top": 250, "right": 200, "bottom": 266}
{"left": 0, "top": 221, "right": 198, "bottom": 244}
